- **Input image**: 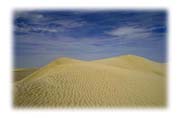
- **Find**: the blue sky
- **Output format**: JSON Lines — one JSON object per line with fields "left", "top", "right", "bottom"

{"left": 14, "top": 10, "right": 167, "bottom": 68}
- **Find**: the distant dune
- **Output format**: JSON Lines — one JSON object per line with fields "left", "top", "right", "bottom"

{"left": 13, "top": 55, "right": 166, "bottom": 107}
{"left": 14, "top": 68, "right": 38, "bottom": 82}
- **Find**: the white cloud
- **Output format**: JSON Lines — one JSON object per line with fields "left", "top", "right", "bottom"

{"left": 106, "top": 26, "right": 151, "bottom": 40}
{"left": 52, "top": 20, "right": 86, "bottom": 29}
{"left": 15, "top": 11, "right": 45, "bottom": 21}
{"left": 32, "top": 27, "right": 58, "bottom": 32}
{"left": 15, "top": 25, "right": 58, "bottom": 33}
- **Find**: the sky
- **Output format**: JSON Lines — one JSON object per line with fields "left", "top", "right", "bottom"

{"left": 14, "top": 10, "right": 167, "bottom": 68}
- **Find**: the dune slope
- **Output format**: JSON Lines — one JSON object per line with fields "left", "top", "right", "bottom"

{"left": 93, "top": 55, "right": 166, "bottom": 76}
{"left": 14, "top": 55, "right": 166, "bottom": 107}
{"left": 14, "top": 68, "right": 38, "bottom": 81}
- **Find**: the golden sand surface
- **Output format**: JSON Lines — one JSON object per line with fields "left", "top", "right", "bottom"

{"left": 13, "top": 55, "right": 166, "bottom": 108}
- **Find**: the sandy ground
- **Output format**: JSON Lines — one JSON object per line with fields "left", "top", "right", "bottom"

{"left": 13, "top": 55, "right": 166, "bottom": 108}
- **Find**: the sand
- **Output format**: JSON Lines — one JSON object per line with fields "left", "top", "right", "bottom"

{"left": 14, "top": 68, "right": 38, "bottom": 81}
{"left": 13, "top": 55, "right": 166, "bottom": 108}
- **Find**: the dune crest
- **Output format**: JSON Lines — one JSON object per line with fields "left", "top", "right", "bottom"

{"left": 93, "top": 55, "right": 165, "bottom": 76}
{"left": 14, "top": 55, "right": 166, "bottom": 107}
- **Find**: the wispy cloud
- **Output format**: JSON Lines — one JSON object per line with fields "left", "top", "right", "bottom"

{"left": 14, "top": 11, "right": 87, "bottom": 35}
{"left": 33, "top": 27, "right": 58, "bottom": 33}
{"left": 106, "top": 26, "right": 152, "bottom": 40}
{"left": 51, "top": 20, "right": 86, "bottom": 29}
{"left": 15, "top": 26, "right": 58, "bottom": 33}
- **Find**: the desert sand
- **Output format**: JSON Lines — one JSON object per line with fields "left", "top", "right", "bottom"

{"left": 13, "top": 55, "right": 166, "bottom": 108}
{"left": 14, "top": 68, "right": 38, "bottom": 81}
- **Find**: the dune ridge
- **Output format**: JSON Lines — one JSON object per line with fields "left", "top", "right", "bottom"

{"left": 14, "top": 55, "right": 166, "bottom": 107}
{"left": 14, "top": 68, "right": 38, "bottom": 82}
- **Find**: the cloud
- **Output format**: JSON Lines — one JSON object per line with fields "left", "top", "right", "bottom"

{"left": 15, "top": 11, "right": 45, "bottom": 23}
{"left": 15, "top": 26, "right": 58, "bottom": 33}
{"left": 14, "top": 11, "right": 87, "bottom": 35}
{"left": 32, "top": 27, "right": 58, "bottom": 33}
{"left": 51, "top": 20, "right": 86, "bottom": 29}
{"left": 106, "top": 26, "right": 151, "bottom": 40}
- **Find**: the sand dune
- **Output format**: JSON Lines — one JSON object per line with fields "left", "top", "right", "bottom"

{"left": 13, "top": 55, "right": 166, "bottom": 107}
{"left": 93, "top": 55, "right": 166, "bottom": 76}
{"left": 14, "top": 68, "right": 38, "bottom": 81}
